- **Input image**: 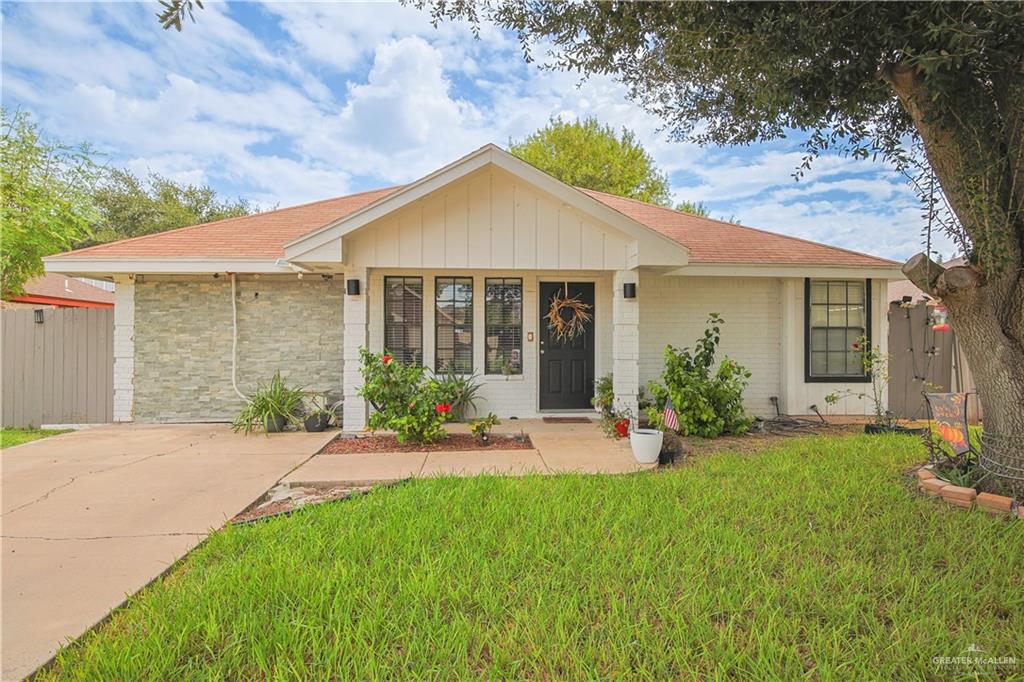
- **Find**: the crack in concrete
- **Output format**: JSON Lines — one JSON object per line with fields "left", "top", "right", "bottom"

{"left": 0, "top": 433, "right": 220, "bottom": 518}
{"left": 2, "top": 531, "right": 208, "bottom": 541}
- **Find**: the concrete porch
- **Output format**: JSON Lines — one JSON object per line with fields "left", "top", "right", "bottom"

{"left": 285, "top": 417, "right": 650, "bottom": 485}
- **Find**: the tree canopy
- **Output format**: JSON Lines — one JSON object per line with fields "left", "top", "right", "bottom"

{"left": 509, "top": 118, "right": 673, "bottom": 206}
{"left": 1, "top": 109, "right": 254, "bottom": 296}
{"left": 89, "top": 169, "right": 252, "bottom": 245}
{"left": 1, "top": 109, "right": 100, "bottom": 298}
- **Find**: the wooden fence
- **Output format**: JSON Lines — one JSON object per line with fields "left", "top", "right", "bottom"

{"left": 1, "top": 307, "right": 113, "bottom": 427}
{"left": 887, "top": 301, "right": 955, "bottom": 422}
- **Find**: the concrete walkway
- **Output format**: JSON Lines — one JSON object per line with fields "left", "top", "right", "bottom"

{"left": 0, "top": 425, "right": 334, "bottom": 682}
{"left": 287, "top": 418, "right": 649, "bottom": 485}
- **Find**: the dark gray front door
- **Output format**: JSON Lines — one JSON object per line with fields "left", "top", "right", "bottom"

{"left": 539, "top": 282, "right": 595, "bottom": 410}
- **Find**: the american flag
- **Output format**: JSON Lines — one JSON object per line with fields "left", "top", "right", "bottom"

{"left": 662, "top": 396, "right": 680, "bottom": 431}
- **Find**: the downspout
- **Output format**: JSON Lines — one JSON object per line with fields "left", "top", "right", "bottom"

{"left": 230, "top": 273, "right": 249, "bottom": 402}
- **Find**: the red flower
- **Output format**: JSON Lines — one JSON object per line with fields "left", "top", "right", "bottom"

{"left": 382, "top": 354, "right": 392, "bottom": 365}
{"left": 435, "top": 403, "right": 452, "bottom": 414}
{"left": 614, "top": 418, "right": 630, "bottom": 438}
{"left": 851, "top": 342, "right": 861, "bottom": 350}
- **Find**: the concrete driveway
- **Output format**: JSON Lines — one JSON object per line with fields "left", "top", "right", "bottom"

{"left": 0, "top": 424, "right": 333, "bottom": 681}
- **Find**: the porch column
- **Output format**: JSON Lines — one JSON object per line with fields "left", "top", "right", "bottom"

{"left": 612, "top": 270, "right": 640, "bottom": 417}
{"left": 343, "top": 267, "right": 368, "bottom": 432}
{"left": 112, "top": 274, "right": 135, "bottom": 422}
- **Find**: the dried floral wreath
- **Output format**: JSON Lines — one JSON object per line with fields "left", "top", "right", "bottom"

{"left": 545, "top": 286, "right": 593, "bottom": 342}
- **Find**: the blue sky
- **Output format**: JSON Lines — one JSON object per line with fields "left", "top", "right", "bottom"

{"left": 1, "top": 1, "right": 954, "bottom": 262}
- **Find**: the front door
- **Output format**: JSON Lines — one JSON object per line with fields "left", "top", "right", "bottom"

{"left": 539, "top": 282, "right": 595, "bottom": 410}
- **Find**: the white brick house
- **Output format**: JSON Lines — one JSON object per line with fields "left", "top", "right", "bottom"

{"left": 45, "top": 145, "right": 902, "bottom": 428}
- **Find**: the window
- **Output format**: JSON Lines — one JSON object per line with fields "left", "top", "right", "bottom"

{"left": 435, "top": 277, "right": 473, "bottom": 373}
{"left": 805, "top": 278, "right": 871, "bottom": 381}
{"left": 485, "top": 278, "right": 522, "bottom": 375}
{"left": 384, "top": 276, "right": 423, "bottom": 365}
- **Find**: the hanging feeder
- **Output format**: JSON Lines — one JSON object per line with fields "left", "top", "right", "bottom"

{"left": 930, "top": 305, "right": 950, "bottom": 332}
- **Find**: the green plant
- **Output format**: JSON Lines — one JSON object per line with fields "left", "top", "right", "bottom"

{"left": 592, "top": 374, "right": 615, "bottom": 415}
{"left": 357, "top": 349, "right": 452, "bottom": 443}
{"left": 647, "top": 314, "right": 753, "bottom": 438}
{"left": 469, "top": 413, "right": 500, "bottom": 444}
{"left": 232, "top": 372, "right": 304, "bottom": 434}
{"left": 934, "top": 463, "right": 986, "bottom": 489}
{"left": 432, "top": 367, "right": 484, "bottom": 422}
{"left": 823, "top": 336, "right": 892, "bottom": 426}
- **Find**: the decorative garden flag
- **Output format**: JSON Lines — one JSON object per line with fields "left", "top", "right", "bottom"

{"left": 662, "top": 396, "right": 680, "bottom": 432}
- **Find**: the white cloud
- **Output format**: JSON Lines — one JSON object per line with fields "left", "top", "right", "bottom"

{"left": 0, "top": 0, "right": 941, "bottom": 261}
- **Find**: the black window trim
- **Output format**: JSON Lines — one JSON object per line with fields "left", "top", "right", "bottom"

{"left": 804, "top": 277, "right": 872, "bottom": 383}
{"left": 383, "top": 275, "right": 424, "bottom": 366}
{"left": 484, "top": 277, "right": 523, "bottom": 376}
{"left": 434, "top": 276, "right": 474, "bottom": 375}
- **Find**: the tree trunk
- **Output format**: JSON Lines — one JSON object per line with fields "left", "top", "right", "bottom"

{"left": 886, "top": 62, "right": 1024, "bottom": 498}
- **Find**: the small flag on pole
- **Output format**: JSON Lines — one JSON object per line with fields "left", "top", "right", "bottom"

{"left": 662, "top": 396, "right": 679, "bottom": 432}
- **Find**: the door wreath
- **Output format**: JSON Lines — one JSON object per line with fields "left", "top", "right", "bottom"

{"left": 545, "top": 283, "right": 592, "bottom": 342}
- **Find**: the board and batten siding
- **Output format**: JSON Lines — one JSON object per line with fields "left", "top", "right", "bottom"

{"left": 1, "top": 307, "right": 113, "bottom": 427}
{"left": 344, "top": 168, "right": 634, "bottom": 271}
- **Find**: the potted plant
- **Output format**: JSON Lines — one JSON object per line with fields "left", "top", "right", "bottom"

{"left": 469, "top": 412, "right": 500, "bottom": 445}
{"left": 592, "top": 374, "right": 614, "bottom": 416}
{"left": 624, "top": 409, "right": 663, "bottom": 464}
{"left": 825, "top": 337, "right": 928, "bottom": 436}
{"left": 232, "top": 371, "right": 304, "bottom": 434}
{"left": 302, "top": 394, "right": 334, "bottom": 433}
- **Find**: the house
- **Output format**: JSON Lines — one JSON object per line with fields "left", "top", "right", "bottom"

{"left": 44, "top": 144, "right": 902, "bottom": 428}
{"left": 2, "top": 273, "right": 114, "bottom": 309}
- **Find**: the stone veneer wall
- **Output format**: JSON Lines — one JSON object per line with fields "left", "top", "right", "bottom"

{"left": 133, "top": 277, "right": 343, "bottom": 422}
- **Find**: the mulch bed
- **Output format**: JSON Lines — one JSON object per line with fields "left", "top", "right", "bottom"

{"left": 320, "top": 433, "right": 534, "bottom": 454}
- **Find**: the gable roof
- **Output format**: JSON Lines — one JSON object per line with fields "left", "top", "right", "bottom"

{"left": 47, "top": 147, "right": 897, "bottom": 270}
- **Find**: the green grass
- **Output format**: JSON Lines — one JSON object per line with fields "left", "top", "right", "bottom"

{"left": 43, "top": 434, "right": 1022, "bottom": 680}
{"left": 0, "top": 427, "right": 71, "bottom": 448}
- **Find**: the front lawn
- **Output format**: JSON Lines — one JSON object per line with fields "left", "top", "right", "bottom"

{"left": 44, "top": 434, "right": 1022, "bottom": 679}
{"left": 0, "top": 427, "right": 71, "bottom": 449}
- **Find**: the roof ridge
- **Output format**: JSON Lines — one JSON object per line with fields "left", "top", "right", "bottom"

{"left": 52, "top": 185, "right": 406, "bottom": 259}
{"left": 578, "top": 187, "right": 899, "bottom": 266}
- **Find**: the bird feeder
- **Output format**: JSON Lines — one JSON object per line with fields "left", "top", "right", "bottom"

{"left": 930, "top": 305, "right": 950, "bottom": 332}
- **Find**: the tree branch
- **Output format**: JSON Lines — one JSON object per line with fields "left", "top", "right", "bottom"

{"left": 902, "top": 252, "right": 945, "bottom": 294}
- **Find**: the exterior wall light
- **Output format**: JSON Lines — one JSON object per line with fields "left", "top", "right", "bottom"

{"left": 34, "top": 309, "right": 45, "bottom": 324}
{"left": 346, "top": 279, "right": 361, "bottom": 296}
{"left": 623, "top": 282, "right": 637, "bottom": 299}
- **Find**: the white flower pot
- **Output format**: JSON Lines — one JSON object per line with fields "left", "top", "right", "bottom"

{"left": 629, "top": 428, "right": 663, "bottom": 464}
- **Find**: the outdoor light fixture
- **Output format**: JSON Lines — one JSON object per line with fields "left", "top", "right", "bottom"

{"left": 34, "top": 309, "right": 44, "bottom": 324}
{"left": 623, "top": 282, "right": 637, "bottom": 299}
{"left": 346, "top": 279, "right": 361, "bottom": 296}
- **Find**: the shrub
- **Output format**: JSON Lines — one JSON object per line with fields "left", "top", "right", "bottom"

{"left": 232, "top": 371, "right": 305, "bottom": 434}
{"left": 647, "top": 314, "right": 753, "bottom": 438}
{"left": 357, "top": 348, "right": 452, "bottom": 443}
{"left": 469, "top": 412, "right": 500, "bottom": 444}
{"left": 432, "top": 367, "right": 484, "bottom": 422}
{"left": 592, "top": 374, "right": 615, "bottom": 415}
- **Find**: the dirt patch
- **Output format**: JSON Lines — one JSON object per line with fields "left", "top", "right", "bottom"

{"left": 232, "top": 482, "right": 375, "bottom": 523}
{"left": 320, "top": 433, "right": 534, "bottom": 454}
{"left": 674, "top": 423, "right": 865, "bottom": 460}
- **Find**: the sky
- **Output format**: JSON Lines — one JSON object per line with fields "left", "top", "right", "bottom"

{"left": 1, "top": 1, "right": 956, "bottom": 262}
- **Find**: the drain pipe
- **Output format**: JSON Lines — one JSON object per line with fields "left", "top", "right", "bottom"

{"left": 230, "top": 273, "right": 249, "bottom": 402}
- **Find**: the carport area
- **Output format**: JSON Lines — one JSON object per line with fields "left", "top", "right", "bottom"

{"left": 0, "top": 424, "right": 334, "bottom": 681}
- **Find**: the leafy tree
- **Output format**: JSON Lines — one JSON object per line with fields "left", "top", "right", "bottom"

{"left": 415, "top": 1, "right": 1024, "bottom": 494}
{"left": 510, "top": 117, "right": 673, "bottom": 205}
{"left": 675, "top": 200, "right": 709, "bottom": 217}
{"left": 89, "top": 169, "right": 253, "bottom": 245}
{"left": 1, "top": 109, "right": 101, "bottom": 298}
